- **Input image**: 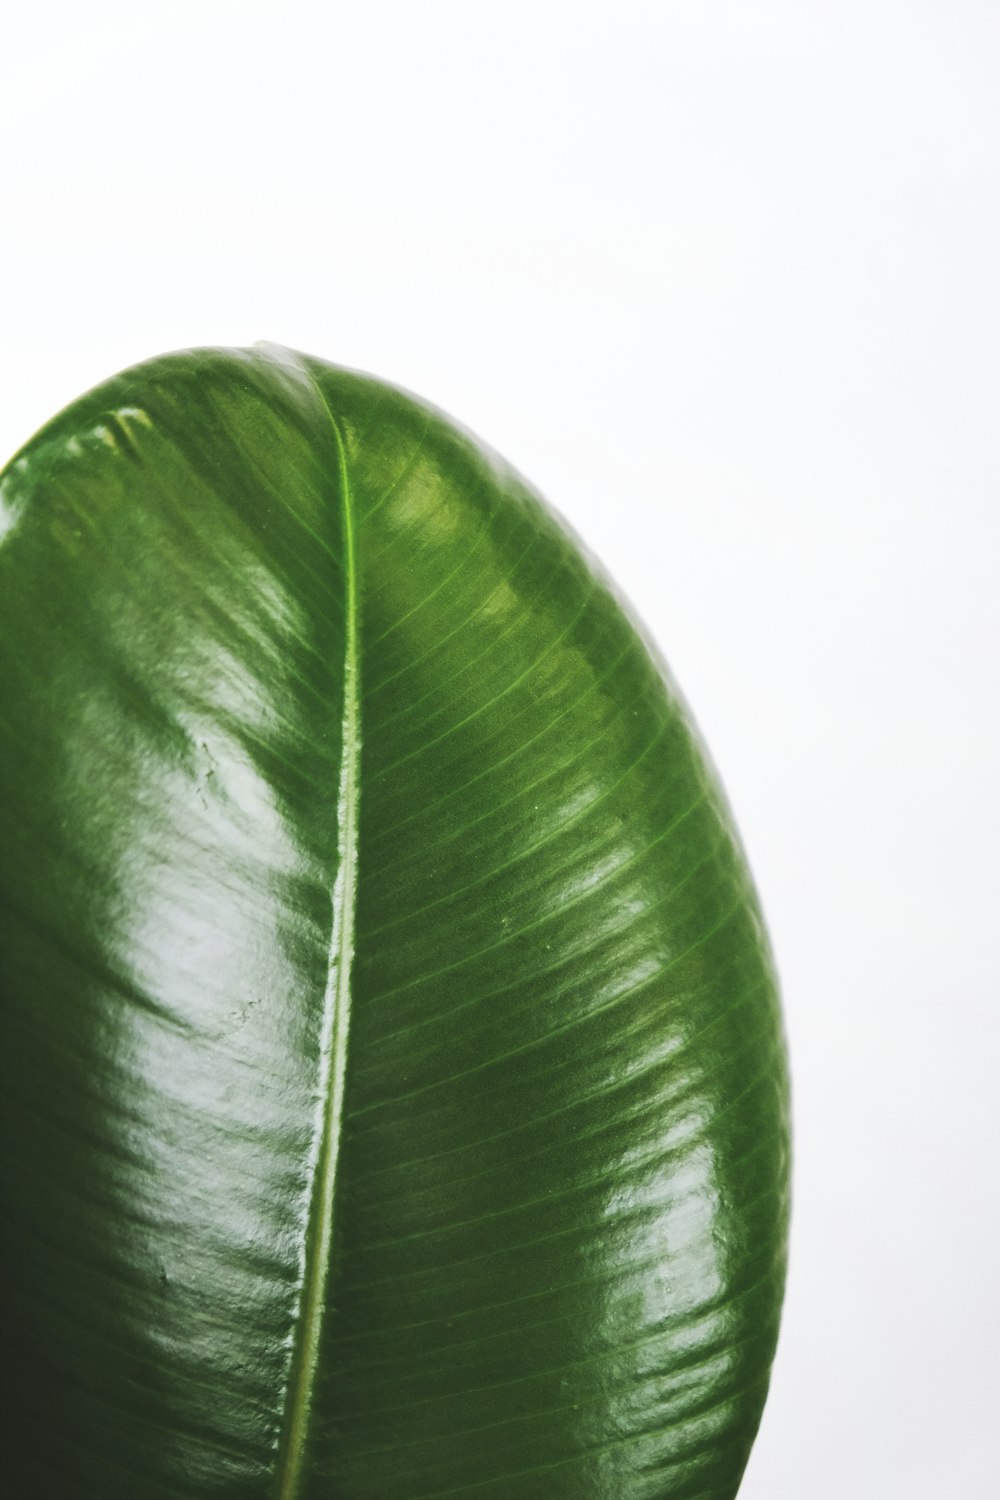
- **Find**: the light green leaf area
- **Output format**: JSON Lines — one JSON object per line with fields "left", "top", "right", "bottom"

{"left": 0, "top": 346, "right": 789, "bottom": 1500}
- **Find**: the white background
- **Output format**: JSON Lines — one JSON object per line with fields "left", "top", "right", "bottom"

{"left": 3, "top": 3, "right": 998, "bottom": 1494}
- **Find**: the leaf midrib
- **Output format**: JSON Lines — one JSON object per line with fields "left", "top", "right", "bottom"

{"left": 274, "top": 368, "right": 360, "bottom": 1500}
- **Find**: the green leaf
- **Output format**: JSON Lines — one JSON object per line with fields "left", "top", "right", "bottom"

{"left": 0, "top": 345, "right": 789, "bottom": 1500}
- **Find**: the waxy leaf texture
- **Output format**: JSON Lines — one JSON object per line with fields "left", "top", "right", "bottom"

{"left": 0, "top": 346, "right": 789, "bottom": 1499}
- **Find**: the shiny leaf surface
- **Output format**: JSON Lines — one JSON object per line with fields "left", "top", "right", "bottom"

{"left": 0, "top": 346, "right": 790, "bottom": 1499}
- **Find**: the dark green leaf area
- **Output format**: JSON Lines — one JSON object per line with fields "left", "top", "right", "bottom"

{"left": 0, "top": 347, "right": 789, "bottom": 1500}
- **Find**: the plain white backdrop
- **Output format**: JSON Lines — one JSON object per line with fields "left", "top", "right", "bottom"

{"left": 3, "top": 3, "right": 998, "bottom": 1494}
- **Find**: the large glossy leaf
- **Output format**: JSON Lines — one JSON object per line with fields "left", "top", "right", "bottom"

{"left": 0, "top": 346, "right": 789, "bottom": 1500}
